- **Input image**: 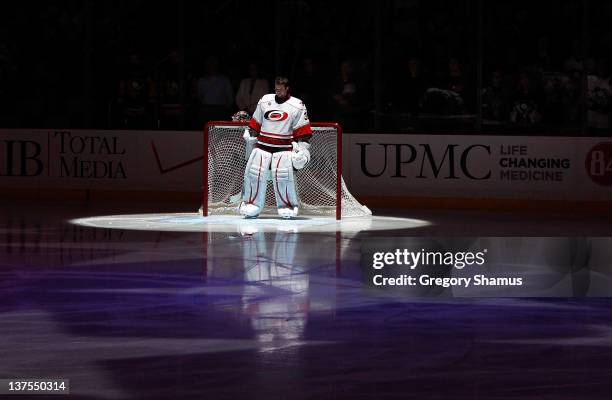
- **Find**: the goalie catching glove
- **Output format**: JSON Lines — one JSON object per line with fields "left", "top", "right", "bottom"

{"left": 231, "top": 110, "right": 251, "bottom": 121}
{"left": 232, "top": 111, "right": 258, "bottom": 159}
{"left": 291, "top": 141, "right": 310, "bottom": 169}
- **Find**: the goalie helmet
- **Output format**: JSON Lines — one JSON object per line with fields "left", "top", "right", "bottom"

{"left": 231, "top": 110, "right": 251, "bottom": 121}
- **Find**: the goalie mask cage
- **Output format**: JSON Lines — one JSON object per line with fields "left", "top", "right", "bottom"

{"left": 202, "top": 121, "right": 371, "bottom": 220}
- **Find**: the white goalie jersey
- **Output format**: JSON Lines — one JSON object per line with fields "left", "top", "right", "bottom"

{"left": 248, "top": 94, "right": 312, "bottom": 150}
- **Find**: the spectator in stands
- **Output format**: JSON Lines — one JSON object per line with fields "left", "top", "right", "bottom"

{"left": 509, "top": 70, "right": 543, "bottom": 126}
{"left": 422, "top": 57, "right": 470, "bottom": 115}
{"left": 481, "top": 68, "right": 511, "bottom": 123}
{"left": 393, "top": 56, "right": 427, "bottom": 115}
{"left": 294, "top": 57, "right": 330, "bottom": 120}
{"left": 587, "top": 58, "right": 612, "bottom": 133}
{"left": 542, "top": 71, "right": 573, "bottom": 127}
{"left": 331, "top": 60, "right": 362, "bottom": 129}
{"left": 197, "top": 56, "right": 233, "bottom": 124}
{"left": 235, "top": 62, "right": 268, "bottom": 115}
{"left": 157, "top": 49, "right": 187, "bottom": 129}
{"left": 560, "top": 46, "right": 583, "bottom": 125}
{"left": 117, "top": 52, "right": 154, "bottom": 128}
{"left": 332, "top": 60, "right": 358, "bottom": 107}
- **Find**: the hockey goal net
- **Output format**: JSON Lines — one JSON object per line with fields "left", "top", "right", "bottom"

{"left": 201, "top": 121, "right": 371, "bottom": 219}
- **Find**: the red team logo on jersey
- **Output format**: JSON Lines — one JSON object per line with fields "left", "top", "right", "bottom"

{"left": 264, "top": 110, "right": 289, "bottom": 122}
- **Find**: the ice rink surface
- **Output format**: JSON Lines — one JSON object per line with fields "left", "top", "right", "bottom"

{"left": 2, "top": 201, "right": 612, "bottom": 399}
{"left": 71, "top": 213, "right": 430, "bottom": 233}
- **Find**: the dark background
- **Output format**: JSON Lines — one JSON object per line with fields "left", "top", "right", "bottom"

{"left": 1, "top": 0, "right": 611, "bottom": 135}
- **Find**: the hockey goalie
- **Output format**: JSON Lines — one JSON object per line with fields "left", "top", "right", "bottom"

{"left": 238, "top": 76, "right": 311, "bottom": 219}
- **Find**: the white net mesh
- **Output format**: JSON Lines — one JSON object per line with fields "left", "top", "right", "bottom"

{"left": 203, "top": 123, "right": 371, "bottom": 218}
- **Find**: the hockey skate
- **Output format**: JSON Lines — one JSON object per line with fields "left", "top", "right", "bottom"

{"left": 239, "top": 202, "right": 261, "bottom": 219}
{"left": 277, "top": 207, "right": 298, "bottom": 219}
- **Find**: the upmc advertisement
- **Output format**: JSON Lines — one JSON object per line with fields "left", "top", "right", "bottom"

{"left": 1, "top": 129, "right": 611, "bottom": 202}
{"left": 344, "top": 134, "right": 612, "bottom": 201}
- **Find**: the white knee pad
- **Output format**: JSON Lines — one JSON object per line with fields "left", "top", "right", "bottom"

{"left": 240, "top": 148, "right": 272, "bottom": 217}
{"left": 271, "top": 151, "right": 300, "bottom": 218}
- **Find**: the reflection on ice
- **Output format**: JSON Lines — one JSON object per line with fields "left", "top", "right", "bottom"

{"left": 240, "top": 229, "right": 308, "bottom": 344}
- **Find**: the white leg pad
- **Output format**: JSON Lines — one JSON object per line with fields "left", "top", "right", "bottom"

{"left": 271, "top": 151, "right": 300, "bottom": 218}
{"left": 240, "top": 148, "right": 272, "bottom": 217}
